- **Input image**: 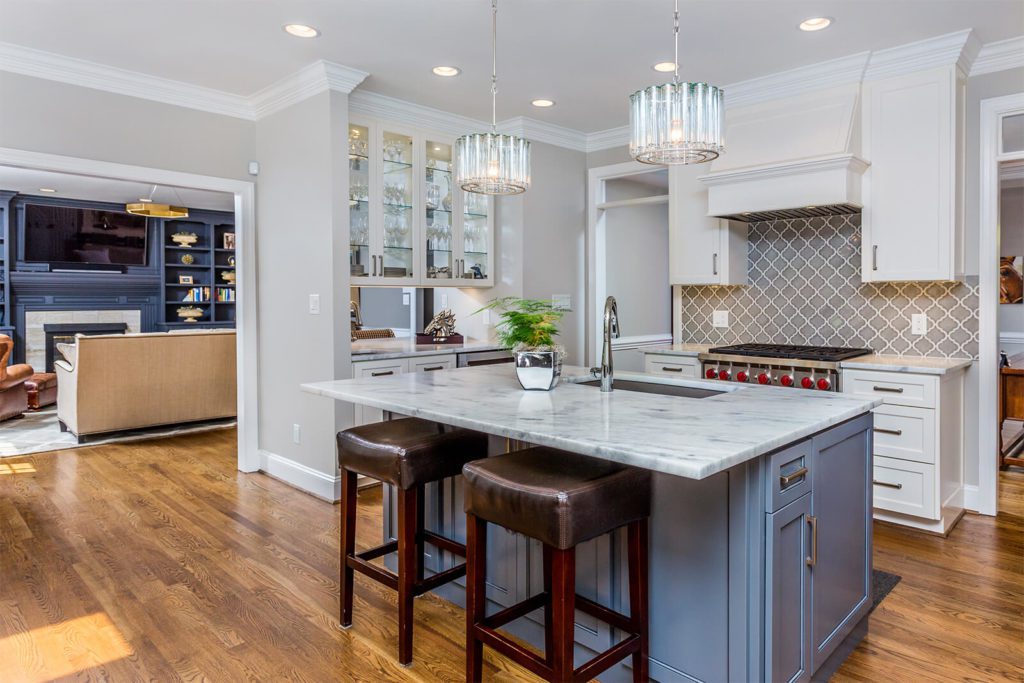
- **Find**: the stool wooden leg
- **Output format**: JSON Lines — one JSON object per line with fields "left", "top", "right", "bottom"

{"left": 397, "top": 486, "right": 417, "bottom": 665}
{"left": 466, "top": 513, "right": 487, "bottom": 683}
{"left": 550, "top": 546, "right": 576, "bottom": 683}
{"left": 416, "top": 484, "right": 426, "bottom": 584}
{"left": 543, "top": 544, "right": 555, "bottom": 666}
{"left": 339, "top": 469, "right": 358, "bottom": 629}
{"left": 628, "top": 518, "right": 650, "bottom": 682}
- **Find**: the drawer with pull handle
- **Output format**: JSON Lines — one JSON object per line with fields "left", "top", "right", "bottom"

{"left": 842, "top": 369, "right": 937, "bottom": 408}
{"left": 644, "top": 354, "right": 699, "bottom": 379}
{"left": 411, "top": 355, "right": 455, "bottom": 373}
{"left": 871, "top": 405, "right": 935, "bottom": 465}
{"left": 766, "top": 439, "right": 812, "bottom": 512}
{"left": 872, "top": 455, "right": 936, "bottom": 520}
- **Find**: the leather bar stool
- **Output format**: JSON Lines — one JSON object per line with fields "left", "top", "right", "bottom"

{"left": 337, "top": 418, "right": 487, "bottom": 665}
{"left": 462, "top": 447, "right": 652, "bottom": 683}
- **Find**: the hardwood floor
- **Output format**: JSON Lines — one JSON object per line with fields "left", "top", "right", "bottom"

{"left": 0, "top": 428, "right": 1021, "bottom": 682}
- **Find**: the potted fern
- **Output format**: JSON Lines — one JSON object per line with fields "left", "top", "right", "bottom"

{"left": 478, "top": 297, "right": 566, "bottom": 390}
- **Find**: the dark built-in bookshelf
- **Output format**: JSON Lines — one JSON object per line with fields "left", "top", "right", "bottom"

{"left": 160, "top": 214, "right": 236, "bottom": 329}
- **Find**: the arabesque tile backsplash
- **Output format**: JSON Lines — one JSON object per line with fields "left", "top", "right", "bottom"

{"left": 679, "top": 214, "right": 979, "bottom": 358}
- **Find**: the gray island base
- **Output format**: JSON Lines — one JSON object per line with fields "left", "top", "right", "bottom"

{"left": 303, "top": 366, "right": 880, "bottom": 682}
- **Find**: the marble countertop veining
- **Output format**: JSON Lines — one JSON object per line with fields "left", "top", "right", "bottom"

{"left": 351, "top": 338, "right": 506, "bottom": 361}
{"left": 640, "top": 343, "right": 711, "bottom": 357}
{"left": 302, "top": 365, "right": 880, "bottom": 480}
{"left": 840, "top": 354, "right": 973, "bottom": 375}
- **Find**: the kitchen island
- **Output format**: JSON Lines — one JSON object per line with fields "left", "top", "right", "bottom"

{"left": 303, "top": 366, "right": 880, "bottom": 682}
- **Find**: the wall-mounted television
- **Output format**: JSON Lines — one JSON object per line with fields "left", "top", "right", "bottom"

{"left": 23, "top": 203, "right": 149, "bottom": 267}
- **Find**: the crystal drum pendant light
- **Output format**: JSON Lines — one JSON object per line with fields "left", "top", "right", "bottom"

{"left": 454, "top": 0, "right": 530, "bottom": 195}
{"left": 629, "top": 0, "right": 725, "bottom": 165}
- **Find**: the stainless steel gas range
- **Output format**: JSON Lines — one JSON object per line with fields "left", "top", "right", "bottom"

{"left": 698, "top": 343, "right": 873, "bottom": 392}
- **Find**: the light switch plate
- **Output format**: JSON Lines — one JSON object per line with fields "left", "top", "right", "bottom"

{"left": 482, "top": 310, "right": 491, "bottom": 326}
{"left": 292, "top": 424, "right": 301, "bottom": 444}
{"left": 440, "top": 294, "right": 449, "bottom": 308}
{"left": 308, "top": 294, "right": 320, "bottom": 315}
{"left": 911, "top": 313, "right": 928, "bottom": 335}
{"left": 552, "top": 294, "right": 572, "bottom": 311}
{"left": 402, "top": 292, "right": 411, "bottom": 306}
{"left": 713, "top": 310, "right": 729, "bottom": 328}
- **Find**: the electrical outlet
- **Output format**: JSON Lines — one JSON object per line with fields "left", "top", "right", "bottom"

{"left": 308, "top": 294, "right": 320, "bottom": 315}
{"left": 482, "top": 309, "right": 491, "bottom": 326}
{"left": 712, "top": 310, "right": 729, "bottom": 328}
{"left": 402, "top": 292, "right": 411, "bottom": 306}
{"left": 552, "top": 294, "right": 572, "bottom": 311}
{"left": 292, "top": 424, "right": 301, "bottom": 444}
{"left": 911, "top": 313, "right": 928, "bottom": 335}
{"left": 440, "top": 294, "right": 449, "bottom": 308}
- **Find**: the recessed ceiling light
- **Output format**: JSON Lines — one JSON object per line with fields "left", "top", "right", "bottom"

{"left": 38, "top": 188, "right": 57, "bottom": 193}
{"left": 432, "top": 66, "right": 460, "bottom": 77}
{"left": 531, "top": 99, "right": 555, "bottom": 108}
{"left": 433, "top": 146, "right": 442, "bottom": 151}
{"left": 283, "top": 23, "right": 320, "bottom": 38}
{"left": 653, "top": 62, "right": 677, "bottom": 73}
{"left": 798, "top": 17, "right": 832, "bottom": 32}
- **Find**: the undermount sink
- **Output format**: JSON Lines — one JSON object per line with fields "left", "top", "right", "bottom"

{"left": 578, "top": 379, "right": 724, "bottom": 399}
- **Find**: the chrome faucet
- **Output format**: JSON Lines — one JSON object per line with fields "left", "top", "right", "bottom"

{"left": 597, "top": 296, "right": 619, "bottom": 392}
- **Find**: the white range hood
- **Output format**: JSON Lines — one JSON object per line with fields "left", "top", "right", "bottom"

{"left": 699, "top": 85, "right": 869, "bottom": 222}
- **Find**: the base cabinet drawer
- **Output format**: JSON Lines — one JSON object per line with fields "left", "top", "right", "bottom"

{"left": 872, "top": 456, "right": 936, "bottom": 519}
{"left": 410, "top": 355, "right": 455, "bottom": 373}
{"left": 644, "top": 354, "right": 700, "bottom": 378}
{"left": 872, "top": 405, "right": 935, "bottom": 464}
{"left": 842, "top": 369, "right": 937, "bottom": 408}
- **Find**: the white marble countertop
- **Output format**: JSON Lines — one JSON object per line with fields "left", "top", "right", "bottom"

{"left": 840, "top": 354, "right": 973, "bottom": 375}
{"left": 302, "top": 365, "right": 880, "bottom": 480}
{"left": 352, "top": 338, "right": 506, "bottom": 361}
{"left": 641, "top": 343, "right": 711, "bottom": 357}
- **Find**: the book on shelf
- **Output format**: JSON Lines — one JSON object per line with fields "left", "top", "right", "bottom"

{"left": 215, "top": 287, "right": 236, "bottom": 302}
{"left": 181, "top": 286, "right": 211, "bottom": 303}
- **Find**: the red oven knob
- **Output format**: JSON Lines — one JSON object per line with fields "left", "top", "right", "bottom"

{"left": 757, "top": 372, "right": 772, "bottom": 385}
{"left": 801, "top": 377, "right": 814, "bottom": 389}
{"left": 718, "top": 369, "right": 731, "bottom": 381}
{"left": 780, "top": 374, "right": 795, "bottom": 387}
{"left": 705, "top": 368, "right": 717, "bottom": 380}
{"left": 816, "top": 378, "right": 832, "bottom": 391}
{"left": 736, "top": 371, "right": 749, "bottom": 383}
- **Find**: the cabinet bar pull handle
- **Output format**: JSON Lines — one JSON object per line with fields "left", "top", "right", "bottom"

{"left": 661, "top": 366, "right": 683, "bottom": 373}
{"left": 875, "top": 427, "right": 903, "bottom": 436}
{"left": 872, "top": 245, "right": 878, "bottom": 271}
{"left": 780, "top": 466, "right": 808, "bottom": 487}
{"left": 712, "top": 252, "right": 718, "bottom": 275}
{"left": 806, "top": 515, "right": 818, "bottom": 568}
{"left": 370, "top": 370, "right": 394, "bottom": 377}
{"left": 872, "top": 385, "right": 904, "bottom": 393}
{"left": 373, "top": 255, "right": 379, "bottom": 277}
{"left": 873, "top": 480, "right": 903, "bottom": 490}
{"left": 422, "top": 366, "right": 445, "bottom": 371}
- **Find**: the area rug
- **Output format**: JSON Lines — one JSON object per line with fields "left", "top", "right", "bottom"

{"left": 871, "top": 569, "right": 901, "bottom": 609}
{"left": 0, "top": 406, "right": 236, "bottom": 457}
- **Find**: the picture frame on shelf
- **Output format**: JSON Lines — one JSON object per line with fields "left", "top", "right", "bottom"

{"left": 178, "top": 275, "right": 194, "bottom": 285}
{"left": 223, "top": 232, "right": 236, "bottom": 249}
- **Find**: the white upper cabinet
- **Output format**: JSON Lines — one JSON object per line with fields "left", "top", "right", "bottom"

{"left": 349, "top": 118, "right": 494, "bottom": 288}
{"left": 669, "top": 164, "right": 747, "bottom": 286}
{"left": 861, "top": 66, "right": 965, "bottom": 282}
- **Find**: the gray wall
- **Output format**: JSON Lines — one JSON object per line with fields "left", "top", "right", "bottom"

{"left": 359, "top": 287, "right": 410, "bottom": 329}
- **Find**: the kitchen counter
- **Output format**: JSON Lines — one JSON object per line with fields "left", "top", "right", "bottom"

{"left": 641, "top": 343, "right": 711, "bottom": 357}
{"left": 351, "top": 338, "right": 505, "bottom": 361}
{"left": 840, "top": 353, "right": 972, "bottom": 375}
{"left": 303, "top": 365, "right": 879, "bottom": 480}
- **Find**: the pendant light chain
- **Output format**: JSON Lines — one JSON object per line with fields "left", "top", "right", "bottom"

{"left": 491, "top": 0, "right": 498, "bottom": 133}
{"left": 673, "top": 0, "right": 680, "bottom": 84}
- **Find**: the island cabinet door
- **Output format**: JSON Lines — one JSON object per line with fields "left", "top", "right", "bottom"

{"left": 765, "top": 493, "right": 813, "bottom": 683}
{"left": 809, "top": 420, "right": 872, "bottom": 671}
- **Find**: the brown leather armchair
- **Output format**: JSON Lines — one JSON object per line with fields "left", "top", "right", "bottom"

{"left": 0, "top": 334, "right": 33, "bottom": 422}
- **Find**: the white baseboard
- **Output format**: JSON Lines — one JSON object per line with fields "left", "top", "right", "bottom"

{"left": 963, "top": 484, "right": 980, "bottom": 514}
{"left": 259, "top": 449, "right": 340, "bottom": 502}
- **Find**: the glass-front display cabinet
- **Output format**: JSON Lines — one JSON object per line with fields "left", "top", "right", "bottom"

{"left": 348, "top": 117, "right": 493, "bottom": 287}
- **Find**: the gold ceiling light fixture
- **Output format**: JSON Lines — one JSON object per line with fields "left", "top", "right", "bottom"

{"left": 126, "top": 185, "right": 189, "bottom": 218}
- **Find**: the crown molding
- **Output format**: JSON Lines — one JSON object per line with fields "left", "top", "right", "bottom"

{"left": 585, "top": 126, "right": 629, "bottom": 153}
{"left": 348, "top": 89, "right": 487, "bottom": 138}
{"left": 863, "top": 29, "right": 975, "bottom": 80}
{"left": 497, "top": 116, "right": 587, "bottom": 152}
{"left": 0, "top": 41, "right": 255, "bottom": 119}
{"left": 970, "top": 35, "right": 1024, "bottom": 77}
{"left": 727, "top": 52, "right": 871, "bottom": 108}
{"left": 251, "top": 61, "right": 368, "bottom": 118}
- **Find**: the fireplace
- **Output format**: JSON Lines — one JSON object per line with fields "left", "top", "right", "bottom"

{"left": 44, "top": 323, "right": 128, "bottom": 372}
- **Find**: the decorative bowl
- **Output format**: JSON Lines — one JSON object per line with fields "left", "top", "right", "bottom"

{"left": 221, "top": 270, "right": 236, "bottom": 284}
{"left": 176, "top": 306, "right": 204, "bottom": 323}
{"left": 171, "top": 232, "right": 198, "bottom": 248}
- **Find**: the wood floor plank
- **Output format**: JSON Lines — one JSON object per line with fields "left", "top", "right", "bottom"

{"left": 0, "top": 428, "right": 1021, "bottom": 681}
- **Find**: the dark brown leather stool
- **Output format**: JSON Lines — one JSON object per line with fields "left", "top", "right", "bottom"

{"left": 336, "top": 418, "right": 487, "bottom": 665}
{"left": 462, "top": 447, "right": 651, "bottom": 683}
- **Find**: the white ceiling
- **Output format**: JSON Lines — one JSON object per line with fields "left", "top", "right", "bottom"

{"left": 1, "top": 1, "right": 1022, "bottom": 132}
{"left": 0, "top": 167, "right": 234, "bottom": 211}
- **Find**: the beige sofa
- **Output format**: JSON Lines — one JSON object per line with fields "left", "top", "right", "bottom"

{"left": 55, "top": 329, "right": 236, "bottom": 441}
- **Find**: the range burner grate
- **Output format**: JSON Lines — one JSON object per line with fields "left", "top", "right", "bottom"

{"left": 707, "top": 343, "right": 873, "bottom": 362}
